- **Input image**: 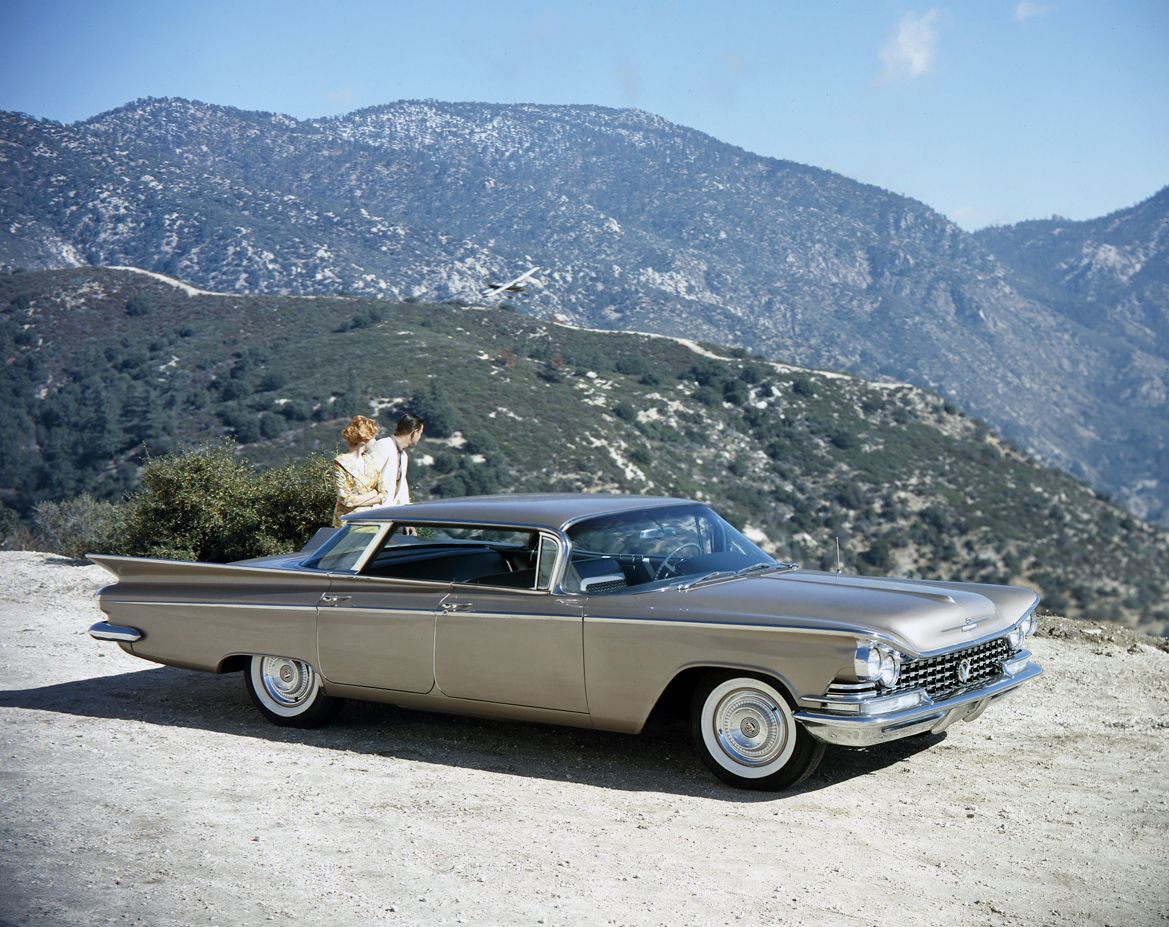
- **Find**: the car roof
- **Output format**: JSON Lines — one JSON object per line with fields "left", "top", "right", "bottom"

{"left": 348, "top": 493, "right": 697, "bottom": 533}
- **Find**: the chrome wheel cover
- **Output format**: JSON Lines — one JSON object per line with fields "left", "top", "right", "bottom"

{"left": 252, "top": 656, "right": 319, "bottom": 716}
{"left": 701, "top": 678, "right": 796, "bottom": 778}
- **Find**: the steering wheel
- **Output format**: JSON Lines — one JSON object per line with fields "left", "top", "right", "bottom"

{"left": 655, "top": 542, "right": 704, "bottom": 580}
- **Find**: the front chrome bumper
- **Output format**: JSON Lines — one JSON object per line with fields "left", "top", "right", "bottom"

{"left": 794, "top": 659, "right": 1042, "bottom": 747}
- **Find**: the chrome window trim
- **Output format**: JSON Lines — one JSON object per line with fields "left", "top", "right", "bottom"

{"left": 558, "top": 498, "right": 710, "bottom": 534}
{"left": 338, "top": 520, "right": 567, "bottom": 594}
{"left": 329, "top": 572, "right": 452, "bottom": 590}
{"left": 536, "top": 531, "right": 564, "bottom": 592}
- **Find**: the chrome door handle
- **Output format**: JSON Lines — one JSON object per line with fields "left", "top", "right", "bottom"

{"left": 320, "top": 593, "right": 352, "bottom": 605}
{"left": 441, "top": 602, "right": 472, "bottom": 613}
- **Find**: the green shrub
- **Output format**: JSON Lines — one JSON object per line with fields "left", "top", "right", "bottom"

{"left": 0, "top": 503, "right": 36, "bottom": 551}
{"left": 117, "top": 441, "right": 333, "bottom": 562}
{"left": 615, "top": 357, "right": 649, "bottom": 377}
{"left": 792, "top": 376, "right": 815, "bottom": 397}
{"left": 613, "top": 401, "right": 637, "bottom": 422}
{"left": 33, "top": 494, "right": 124, "bottom": 559}
{"left": 629, "top": 447, "right": 653, "bottom": 466}
{"left": 259, "top": 412, "right": 285, "bottom": 438}
{"left": 125, "top": 295, "right": 152, "bottom": 317}
{"left": 252, "top": 455, "right": 335, "bottom": 553}
{"left": 858, "top": 538, "right": 894, "bottom": 574}
{"left": 692, "top": 385, "right": 721, "bottom": 406}
{"left": 831, "top": 430, "right": 860, "bottom": 450}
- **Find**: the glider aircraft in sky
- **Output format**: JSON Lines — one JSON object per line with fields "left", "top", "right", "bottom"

{"left": 483, "top": 266, "right": 540, "bottom": 298}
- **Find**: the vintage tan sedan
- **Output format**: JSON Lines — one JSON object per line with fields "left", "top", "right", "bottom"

{"left": 88, "top": 494, "right": 1042, "bottom": 790}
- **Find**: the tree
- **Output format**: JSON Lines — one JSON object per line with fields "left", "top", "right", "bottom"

{"left": 408, "top": 382, "right": 457, "bottom": 438}
{"left": 335, "top": 368, "right": 366, "bottom": 418}
{"left": 125, "top": 295, "right": 152, "bottom": 317}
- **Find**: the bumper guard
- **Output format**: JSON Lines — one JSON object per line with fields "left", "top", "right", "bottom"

{"left": 794, "top": 659, "right": 1042, "bottom": 747}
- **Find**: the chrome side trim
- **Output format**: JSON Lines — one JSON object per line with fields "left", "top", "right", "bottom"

{"left": 579, "top": 613, "right": 1017, "bottom": 660}
{"left": 101, "top": 600, "right": 319, "bottom": 611}
{"left": 88, "top": 622, "right": 143, "bottom": 642}
{"left": 794, "top": 660, "right": 1042, "bottom": 747}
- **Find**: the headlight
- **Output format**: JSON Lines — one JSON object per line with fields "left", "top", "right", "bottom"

{"left": 1007, "top": 610, "right": 1038, "bottom": 651}
{"left": 856, "top": 643, "right": 882, "bottom": 679}
{"left": 855, "top": 641, "right": 902, "bottom": 688}
{"left": 878, "top": 648, "right": 901, "bottom": 687}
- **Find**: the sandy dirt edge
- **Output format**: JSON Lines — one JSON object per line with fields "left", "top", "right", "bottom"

{"left": 1, "top": 551, "right": 1167, "bottom": 927}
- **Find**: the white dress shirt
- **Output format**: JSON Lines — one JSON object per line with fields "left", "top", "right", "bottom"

{"left": 372, "top": 436, "right": 411, "bottom": 505}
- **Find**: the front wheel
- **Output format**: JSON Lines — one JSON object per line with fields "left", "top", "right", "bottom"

{"left": 690, "top": 672, "right": 824, "bottom": 790}
{"left": 245, "top": 655, "right": 344, "bottom": 728}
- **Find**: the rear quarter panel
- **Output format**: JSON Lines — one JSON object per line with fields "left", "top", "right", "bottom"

{"left": 92, "top": 555, "right": 324, "bottom": 672}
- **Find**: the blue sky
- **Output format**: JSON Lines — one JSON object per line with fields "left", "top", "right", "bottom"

{"left": 2, "top": 0, "right": 1166, "bottom": 229}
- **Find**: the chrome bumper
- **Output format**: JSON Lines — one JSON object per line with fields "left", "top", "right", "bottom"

{"left": 88, "top": 621, "right": 143, "bottom": 643}
{"left": 794, "top": 659, "right": 1042, "bottom": 748}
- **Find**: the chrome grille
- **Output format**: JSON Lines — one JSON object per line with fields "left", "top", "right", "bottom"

{"left": 894, "top": 638, "right": 1012, "bottom": 700}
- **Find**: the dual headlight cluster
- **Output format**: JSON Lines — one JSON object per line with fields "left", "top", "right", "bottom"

{"left": 854, "top": 641, "right": 902, "bottom": 688}
{"left": 1007, "top": 609, "right": 1038, "bottom": 651}
{"left": 856, "top": 610, "right": 1038, "bottom": 690}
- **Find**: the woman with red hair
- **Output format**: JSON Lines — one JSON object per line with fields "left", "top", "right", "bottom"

{"left": 332, "top": 415, "right": 389, "bottom": 527}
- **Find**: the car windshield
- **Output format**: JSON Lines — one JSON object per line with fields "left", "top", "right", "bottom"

{"left": 564, "top": 504, "right": 778, "bottom": 593}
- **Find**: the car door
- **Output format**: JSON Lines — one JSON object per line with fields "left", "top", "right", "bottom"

{"left": 432, "top": 531, "right": 586, "bottom": 712}
{"left": 434, "top": 585, "right": 587, "bottom": 712}
{"left": 315, "top": 573, "right": 448, "bottom": 694}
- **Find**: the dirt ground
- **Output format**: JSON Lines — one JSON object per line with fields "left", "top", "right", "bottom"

{"left": 1, "top": 551, "right": 1167, "bottom": 927}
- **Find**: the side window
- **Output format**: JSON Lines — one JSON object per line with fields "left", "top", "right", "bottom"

{"left": 362, "top": 523, "right": 542, "bottom": 588}
{"left": 535, "top": 534, "right": 561, "bottom": 591}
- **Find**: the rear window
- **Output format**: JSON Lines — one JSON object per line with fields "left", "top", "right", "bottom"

{"left": 302, "top": 524, "right": 382, "bottom": 572}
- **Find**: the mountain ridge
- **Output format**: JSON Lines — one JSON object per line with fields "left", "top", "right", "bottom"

{"left": 1, "top": 97, "right": 1166, "bottom": 526}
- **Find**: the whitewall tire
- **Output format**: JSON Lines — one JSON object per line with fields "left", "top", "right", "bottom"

{"left": 691, "top": 672, "right": 824, "bottom": 790}
{"left": 245, "top": 655, "right": 343, "bottom": 728}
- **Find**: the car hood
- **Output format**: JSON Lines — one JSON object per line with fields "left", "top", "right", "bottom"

{"left": 632, "top": 570, "right": 1038, "bottom": 656}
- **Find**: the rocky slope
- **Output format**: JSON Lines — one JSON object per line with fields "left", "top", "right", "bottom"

{"left": 1, "top": 98, "right": 1166, "bottom": 526}
{"left": 4, "top": 267, "right": 1169, "bottom": 633}
{"left": 976, "top": 188, "right": 1169, "bottom": 522}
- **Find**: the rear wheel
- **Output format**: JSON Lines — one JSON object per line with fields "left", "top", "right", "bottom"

{"left": 690, "top": 672, "right": 824, "bottom": 790}
{"left": 245, "top": 655, "right": 343, "bottom": 728}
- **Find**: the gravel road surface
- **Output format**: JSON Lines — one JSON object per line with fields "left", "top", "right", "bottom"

{"left": 1, "top": 552, "right": 1167, "bottom": 927}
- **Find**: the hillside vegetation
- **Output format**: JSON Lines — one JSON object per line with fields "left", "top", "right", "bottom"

{"left": 3, "top": 98, "right": 1166, "bottom": 527}
{"left": 2, "top": 267, "right": 1167, "bottom": 633}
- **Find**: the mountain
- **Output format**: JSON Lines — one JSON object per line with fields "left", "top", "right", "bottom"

{"left": 975, "top": 190, "right": 1169, "bottom": 521}
{"left": 1, "top": 98, "right": 1166, "bottom": 526}
{"left": 2, "top": 267, "right": 1168, "bottom": 634}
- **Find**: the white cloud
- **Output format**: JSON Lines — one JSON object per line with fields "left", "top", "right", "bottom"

{"left": 325, "top": 88, "right": 355, "bottom": 108}
{"left": 1015, "top": 2, "right": 1056, "bottom": 21}
{"left": 878, "top": 9, "right": 941, "bottom": 83}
